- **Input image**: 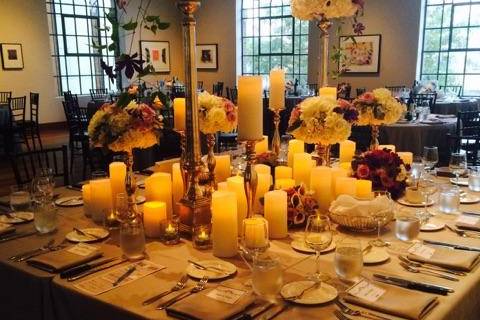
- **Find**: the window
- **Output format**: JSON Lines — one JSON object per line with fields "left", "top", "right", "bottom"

{"left": 419, "top": 0, "right": 480, "bottom": 96}
{"left": 46, "top": 0, "right": 116, "bottom": 95}
{"left": 241, "top": 0, "right": 309, "bottom": 85}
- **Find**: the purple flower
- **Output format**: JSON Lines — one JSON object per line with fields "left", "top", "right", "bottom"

{"left": 353, "top": 22, "right": 365, "bottom": 35}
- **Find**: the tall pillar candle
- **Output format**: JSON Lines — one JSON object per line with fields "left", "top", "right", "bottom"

{"left": 143, "top": 201, "right": 167, "bottom": 238}
{"left": 335, "top": 177, "right": 357, "bottom": 197}
{"left": 109, "top": 162, "right": 126, "bottom": 209}
{"left": 287, "top": 139, "right": 304, "bottom": 167}
{"left": 145, "top": 172, "right": 173, "bottom": 218}
{"left": 269, "top": 69, "right": 285, "bottom": 110}
{"left": 227, "top": 176, "right": 247, "bottom": 233}
{"left": 214, "top": 155, "right": 231, "bottom": 183}
{"left": 310, "top": 166, "right": 332, "bottom": 212}
{"left": 237, "top": 76, "right": 263, "bottom": 141}
{"left": 319, "top": 87, "right": 337, "bottom": 99}
{"left": 275, "top": 178, "right": 295, "bottom": 190}
{"left": 254, "top": 173, "right": 272, "bottom": 214}
{"left": 397, "top": 152, "right": 413, "bottom": 165}
{"left": 217, "top": 182, "right": 228, "bottom": 191}
{"left": 211, "top": 191, "right": 238, "bottom": 258}
{"left": 356, "top": 180, "right": 373, "bottom": 199}
{"left": 82, "top": 184, "right": 92, "bottom": 218}
{"left": 331, "top": 167, "right": 348, "bottom": 195}
{"left": 172, "top": 163, "right": 183, "bottom": 215}
{"left": 254, "top": 164, "right": 271, "bottom": 176}
{"left": 264, "top": 190, "right": 288, "bottom": 239}
{"left": 173, "top": 98, "right": 186, "bottom": 132}
{"left": 255, "top": 135, "right": 269, "bottom": 155}
{"left": 339, "top": 140, "right": 356, "bottom": 163}
{"left": 293, "top": 153, "right": 313, "bottom": 187}
{"left": 89, "top": 178, "right": 112, "bottom": 223}
{"left": 275, "top": 166, "right": 292, "bottom": 180}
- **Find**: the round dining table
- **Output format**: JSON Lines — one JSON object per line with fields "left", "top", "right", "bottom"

{"left": 432, "top": 99, "right": 479, "bottom": 115}
{"left": 0, "top": 105, "right": 9, "bottom": 127}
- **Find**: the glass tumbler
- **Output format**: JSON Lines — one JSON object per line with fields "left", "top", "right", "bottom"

{"left": 251, "top": 253, "right": 283, "bottom": 303}
{"left": 334, "top": 237, "right": 363, "bottom": 281}
{"left": 469, "top": 166, "right": 480, "bottom": 192}
{"left": 120, "top": 217, "right": 146, "bottom": 260}
{"left": 438, "top": 185, "right": 460, "bottom": 214}
{"left": 34, "top": 201, "right": 57, "bottom": 234}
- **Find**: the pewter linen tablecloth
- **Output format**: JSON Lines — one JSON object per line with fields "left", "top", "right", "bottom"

{"left": 2, "top": 173, "right": 480, "bottom": 319}
{"left": 432, "top": 99, "right": 479, "bottom": 115}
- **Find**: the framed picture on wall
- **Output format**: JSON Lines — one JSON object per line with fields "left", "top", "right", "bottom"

{"left": 196, "top": 44, "right": 218, "bottom": 70}
{"left": 140, "top": 41, "right": 170, "bottom": 73}
{"left": 339, "top": 34, "right": 381, "bottom": 74}
{"left": 1, "top": 43, "right": 24, "bottom": 70}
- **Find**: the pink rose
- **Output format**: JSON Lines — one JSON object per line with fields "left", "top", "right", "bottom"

{"left": 360, "top": 92, "right": 375, "bottom": 104}
{"left": 356, "top": 164, "right": 370, "bottom": 179}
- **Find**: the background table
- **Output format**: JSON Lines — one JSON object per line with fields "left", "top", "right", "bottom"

{"left": 263, "top": 96, "right": 307, "bottom": 140}
{"left": 432, "top": 99, "right": 479, "bottom": 115}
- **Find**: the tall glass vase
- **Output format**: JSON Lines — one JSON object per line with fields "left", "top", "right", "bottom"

{"left": 315, "top": 143, "right": 332, "bottom": 167}
{"left": 317, "top": 16, "right": 333, "bottom": 87}
{"left": 370, "top": 125, "right": 380, "bottom": 151}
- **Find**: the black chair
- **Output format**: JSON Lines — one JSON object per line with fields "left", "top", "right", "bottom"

{"left": 447, "top": 111, "right": 480, "bottom": 165}
{"left": 0, "top": 91, "right": 11, "bottom": 106}
{"left": 171, "top": 85, "right": 185, "bottom": 99}
{"left": 22, "top": 92, "right": 43, "bottom": 150}
{"left": 307, "top": 83, "right": 318, "bottom": 95}
{"left": 213, "top": 82, "right": 224, "bottom": 96}
{"left": 89, "top": 88, "right": 109, "bottom": 101}
{"left": 356, "top": 87, "right": 366, "bottom": 97}
{"left": 226, "top": 87, "right": 238, "bottom": 104}
{"left": 3, "top": 96, "right": 31, "bottom": 153}
{"left": 63, "top": 91, "right": 79, "bottom": 105}
{"left": 337, "top": 82, "right": 352, "bottom": 100}
{"left": 412, "top": 93, "right": 437, "bottom": 112}
{"left": 10, "top": 145, "right": 69, "bottom": 186}
{"left": 385, "top": 85, "right": 406, "bottom": 91}
{"left": 440, "top": 85, "right": 463, "bottom": 97}
{"left": 197, "top": 81, "right": 204, "bottom": 91}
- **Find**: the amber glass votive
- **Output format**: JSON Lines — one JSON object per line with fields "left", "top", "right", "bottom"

{"left": 160, "top": 219, "right": 180, "bottom": 245}
{"left": 193, "top": 224, "right": 212, "bottom": 250}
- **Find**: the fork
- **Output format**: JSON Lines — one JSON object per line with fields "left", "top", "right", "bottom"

{"left": 336, "top": 299, "right": 391, "bottom": 320}
{"left": 73, "top": 227, "right": 100, "bottom": 239}
{"left": 9, "top": 239, "right": 55, "bottom": 261}
{"left": 142, "top": 274, "right": 189, "bottom": 306}
{"left": 156, "top": 276, "right": 208, "bottom": 310}
{"left": 398, "top": 255, "right": 466, "bottom": 276}
{"left": 399, "top": 261, "right": 459, "bottom": 281}
{"left": 446, "top": 225, "right": 480, "bottom": 239}
{"left": 283, "top": 282, "right": 317, "bottom": 301}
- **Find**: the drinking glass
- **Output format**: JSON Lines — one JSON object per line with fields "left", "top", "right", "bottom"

{"left": 10, "top": 185, "right": 31, "bottom": 212}
{"left": 369, "top": 191, "right": 393, "bottom": 247}
{"left": 278, "top": 135, "right": 291, "bottom": 164}
{"left": 334, "top": 238, "right": 363, "bottom": 281}
{"left": 395, "top": 209, "right": 420, "bottom": 242}
{"left": 449, "top": 152, "right": 467, "bottom": 188}
{"left": 251, "top": 253, "right": 283, "bottom": 303}
{"left": 469, "top": 166, "right": 480, "bottom": 192}
{"left": 437, "top": 185, "right": 460, "bottom": 214}
{"left": 417, "top": 173, "right": 437, "bottom": 221}
{"left": 422, "top": 146, "right": 439, "bottom": 172}
{"left": 119, "top": 217, "right": 146, "bottom": 260}
{"left": 32, "top": 168, "right": 55, "bottom": 199}
{"left": 33, "top": 201, "right": 57, "bottom": 234}
{"left": 115, "top": 193, "right": 134, "bottom": 222}
{"left": 410, "top": 161, "right": 425, "bottom": 180}
{"left": 305, "top": 214, "right": 333, "bottom": 283}
{"left": 241, "top": 217, "right": 269, "bottom": 259}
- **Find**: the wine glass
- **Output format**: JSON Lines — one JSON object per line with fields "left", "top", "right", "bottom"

{"left": 422, "top": 146, "right": 439, "bottom": 172}
{"left": 32, "top": 168, "right": 55, "bottom": 201}
{"left": 369, "top": 191, "right": 393, "bottom": 247}
{"left": 304, "top": 214, "right": 333, "bottom": 283}
{"left": 449, "top": 152, "right": 467, "bottom": 188}
{"left": 417, "top": 172, "right": 437, "bottom": 222}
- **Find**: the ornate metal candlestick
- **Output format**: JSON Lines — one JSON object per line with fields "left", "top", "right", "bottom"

{"left": 242, "top": 140, "right": 260, "bottom": 219}
{"left": 177, "top": 130, "right": 188, "bottom": 195}
{"left": 317, "top": 16, "right": 333, "bottom": 87}
{"left": 370, "top": 125, "right": 380, "bottom": 151}
{"left": 315, "top": 144, "right": 332, "bottom": 167}
{"left": 271, "top": 109, "right": 283, "bottom": 157}
{"left": 206, "top": 133, "right": 216, "bottom": 189}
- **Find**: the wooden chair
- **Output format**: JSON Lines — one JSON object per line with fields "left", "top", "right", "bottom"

{"left": 226, "top": 87, "right": 238, "bottom": 104}
{"left": 412, "top": 93, "right": 437, "bottom": 112}
{"left": 212, "top": 82, "right": 224, "bottom": 96}
{"left": 197, "top": 81, "right": 204, "bottom": 91}
{"left": 22, "top": 92, "right": 43, "bottom": 150}
{"left": 447, "top": 111, "right": 480, "bottom": 165}
{"left": 0, "top": 91, "right": 11, "bottom": 106}
{"left": 3, "top": 96, "right": 31, "bottom": 153}
{"left": 89, "top": 88, "right": 109, "bottom": 101}
{"left": 337, "top": 82, "right": 352, "bottom": 100}
{"left": 356, "top": 87, "right": 366, "bottom": 97}
{"left": 10, "top": 145, "right": 69, "bottom": 186}
{"left": 440, "top": 85, "right": 463, "bottom": 97}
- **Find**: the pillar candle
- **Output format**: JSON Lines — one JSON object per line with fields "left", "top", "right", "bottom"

{"left": 356, "top": 180, "right": 373, "bottom": 199}
{"left": 82, "top": 184, "right": 92, "bottom": 218}
{"left": 287, "top": 139, "right": 304, "bottom": 167}
{"left": 89, "top": 178, "right": 112, "bottom": 223}
{"left": 339, "top": 162, "right": 352, "bottom": 173}
{"left": 214, "top": 155, "right": 231, "bottom": 183}
{"left": 145, "top": 172, "right": 173, "bottom": 218}
{"left": 275, "top": 178, "right": 295, "bottom": 190}
{"left": 227, "top": 176, "right": 247, "bottom": 233}
{"left": 397, "top": 152, "right": 413, "bottom": 165}
{"left": 331, "top": 167, "right": 348, "bottom": 195}
{"left": 378, "top": 144, "right": 396, "bottom": 152}
{"left": 254, "top": 173, "right": 272, "bottom": 214}
{"left": 173, "top": 98, "right": 186, "bottom": 132}
{"left": 211, "top": 191, "right": 238, "bottom": 258}
{"left": 217, "top": 181, "right": 228, "bottom": 191}
{"left": 310, "top": 166, "right": 332, "bottom": 212}
{"left": 335, "top": 177, "right": 357, "bottom": 197}
{"left": 109, "top": 162, "right": 126, "bottom": 208}
{"left": 238, "top": 76, "right": 263, "bottom": 141}
{"left": 339, "top": 140, "right": 356, "bottom": 163}
{"left": 293, "top": 153, "right": 313, "bottom": 187}
{"left": 143, "top": 201, "right": 167, "bottom": 238}
{"left": 255, "top": 164, "right": 271, "bottom": 176}
{"left": 172, "top": 163, "right": 183, "bottom": 215}
{"left": 264, "top": 190, "right": 288, "bottom": 239}
{"left": 319, "top": 87, "right": 337, "bottom": 99}
{"left": 255, "top": 135, "right": 269, "bottom": 155}
{"left": 275, "top": 166, "right": 292, "bottom": 180}
{"left": 269, "top": 69, "right": 285, "bottom": 110}
{"left": 243, "top": 217, "right": 268, "bottom": 249}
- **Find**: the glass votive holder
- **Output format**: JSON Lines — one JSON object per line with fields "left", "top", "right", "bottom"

{"left": 160, "top": 219, "right": 180, "bottom": 245}
{"left": 193, "top": 224, "right": 212, "bottom": 250}
{"left": 103, "top": 208, "right": 120, "bottom": 230}
{"left": 469, "top": 166, "right": 480, "bottom": 192}
{"left": 410, "top": 162, "right": 424, "bottom": 180}
{"left": 438, "top": 185, "right": 460, "bottom": 214}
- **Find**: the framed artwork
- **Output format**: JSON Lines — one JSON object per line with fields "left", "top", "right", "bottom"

{"left": 1, "top": 43, "right": 24, "bottom": 70}
{"left": 339, "top": 34, "right": 381, "bottom": 74}
{"left": 196, "top": 44, "right": 218, "bottom": 70}
{"left": 140, "top": 41, "right": 170, "bottom": 73}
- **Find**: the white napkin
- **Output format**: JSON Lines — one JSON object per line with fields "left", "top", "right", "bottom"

{"left": 329, "top": 195, "right": 391, "bottom": 217}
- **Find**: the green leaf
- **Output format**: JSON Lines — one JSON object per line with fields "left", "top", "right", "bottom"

{"left": 108, "top": 43, "right": 117, "bottom": 52}
{"left": 91, "top": 39, "right": 107, "bottom": 51}
{"left": 145, "top": 15, "right": 157, "bottom": 22}
{"left": 156, "top": 22, "right": 170, "bottom": 30}
{"left": 151, "top": 25, "right": 157, "bottom": 34}
{"left": 116, "top": 92, "right": 132, "bottom": 108}
{"left": 122, "top": 20, "right": 138, "bottom": 31}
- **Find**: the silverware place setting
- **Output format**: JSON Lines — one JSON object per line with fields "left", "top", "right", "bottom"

{"left": 156, "top": 276, "right": 208, "bottom": 310}
{"left": 446, "top": 225, "right": 480, "bottom": 239}
{"left": 399, "top": 261, "right": 459, "bottom": 281}
{"left": 9, "top": 238, "right": 55, "bottom": 262}
{"left": 336, "top": 299, "right": 392, "bottom": 320}
{"left": 142, "top": 274, "right": 189, "bottom": 306}
{"left": 398, "top": 255, "right": 466, "bottom": 276}
{"left": 187, "top": 259, "right": 228, "bottom": 274}
{"left": 11, "top": 238, "right": 69, "bottom": 262}
{"left": 73, "top": 227, "right": 101, "bottom": 240}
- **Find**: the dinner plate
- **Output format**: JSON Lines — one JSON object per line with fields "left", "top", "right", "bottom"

{"left": 280, "top": 280, "right": 338, "bottom": 305}
{"left": 420, "top": 120, "right": 444, "bottom": 125}
{"left": 363, "top": 246, "right": 390, "bottom": 264}
{"left": 397, "top": 198, "right": 435, "bottom": 207}
{"left": 435, "top": 114, "right": 456, "bottom": 119}
{"left": 186, "top": 259, "right": 236, "bottom": 280}
{"left": 420, "top": 219, "right": 445, "bottom": 231}
{"left": 65, "top": 228, "right": 110, "bottom": 243}
{"left": 461, "top": 194, "right": 480, "bottom": 204}
{"left": 290, "top": 239, "right": 336, "bottom": 254}
{"left": 0, "top": 222, "right": 15, "bottom": 235}
{"left": 450, "top": 178, "right": 469, "bottom": 186}
{"left": 0, "top": 211, "right": 34, "bottom": 224}
{"left": 55, "top": 196, "right": 83, "bottom": 207}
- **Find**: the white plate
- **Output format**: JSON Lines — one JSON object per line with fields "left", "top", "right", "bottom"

{"left": 55, "top": 196, "right": 83, "bottom": 207}
{"left": 136, "top": 195, "right": 146, "bottom": 205}
{"left": 421, "top": 120, "right": 445, "bottom": 125}
{"left": 420, "top": 219, "right": 445, "bottom": 231}
{"left": 461, "top": 194, "right": 480, "bottom": 204}
{"left": 435, "top": 114, "right": 456, "bottom": 119}
{"left": 450, "top": 178, "right": 469, "bottom": 186}
{"left": 0, "top": 211, "right": 34, "bottom": 224}
{"left": 290, "top": 240, "right": 336, "bottom": 254}
{"left": 281, "top": 280, "right": 338, "bottom": 305}
{"left": 397, "top": 198, "right": 435, "bottom": 207}
{"left": 186, "top": 260, "right": 237, "bottom": 280}
{"left": 0, "top": 222, "right": 14, "bottom": 235}
{"left": 65, "top": 228, "right": 110, "bottom": 243}
{"left": 363, "top": 246, "right": 390, "bottom": 264}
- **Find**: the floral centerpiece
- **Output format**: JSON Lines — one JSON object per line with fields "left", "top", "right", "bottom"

{"left": 353, "top": 88, "right": 407, "bottom": 149}
{"left": 351, "top": 148, "right": 410, "bottom": 199}
{"left": 287, "top": 96, "right": 358, "bottom": 165}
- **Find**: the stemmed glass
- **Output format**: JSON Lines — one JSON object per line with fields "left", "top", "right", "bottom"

{"left": 32, "top": 168, "right": 55, "bottom": 201}
{"left": 369, "top": 191, "right": 393, "bottom": 247}
{"left": 417, "top": 172, "right": 437, "bottom": 222}
{"left": 449, "top": 152, "right": 467, "bottom": 188}
{"left": 422, "top": 146, "right": 439, "bottom": 173}
{"left": 304, "top": 214, "right": 333, "bottom": 283}
{"left": 240, "top": 217, "right": 269, "bottom": 261}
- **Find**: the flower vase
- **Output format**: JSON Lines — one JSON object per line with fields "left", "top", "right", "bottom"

{"left": 315, "top": 144, "right": 331, "bottom": 167}
{"left": 370, "top": 125, "right": 380, "bottom": 151}
{"left": 317, "top": 16, "right": 333, "bottom": 87}
{"left": 206, "top": 134, "right": 217, "bottom": 189}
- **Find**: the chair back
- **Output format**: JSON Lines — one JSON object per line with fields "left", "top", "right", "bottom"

{"left": 412, "top": 93, "right": 437, "bottom": 112}
{"left": 10, "top": 145, "right": 69, "bottom": 186}
{"left": 8, "top": 96, "right": 27, "bottom": 125}
{"left": 337, "top": 82, "right": 352, "bottom": 100}
{"left": 456, "top": 111, "right": 480, "bottom": 136}
{"left": 440, "top": 85, "right": 463, "bottom": 97}
{"left": 171, "top": 85, "right": 185, "bottom": 99}
{"left": 385, "top": 85, "right": 406, "bottom": 95}
{"left": 30, "top": 92, "right": 39, "bottom": 123}
{"left": 197, "top": 81, "right": 204, "bottom": 91}
{"left": 62, "top": 100, "right": 88, "bottom": 133}
{"left": 356, "top": 87, "right": 366, "bottom": 97}
{"left": 89, "top": 88, "right": 109, "bottom": 101}
{"left": 226, "top": 87, "right": 238, "bottom": 104}
{"left": 63, "top": 91, "right": 80, "bottom": 107}
{"left": 213, "top": 82, "right": 224, "bottom": 96}
{"left": 0, "top": 91, "right": 11, "bottom": 105}
{"left": 307, "top": 83, "right": 318, "bottom": 95}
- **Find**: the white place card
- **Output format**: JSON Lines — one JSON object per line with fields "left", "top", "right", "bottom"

{"left": 67, "top": 243, "right": 98, "bottom": 257}
{"left": 347, "top": 279, "right": 385, "bottom": 303}
{"left": 408, "top": 243, "right": 435, "bottom": 259}
{"left": 457, "top": 215, "right": 480, "bottom": 226}
{"left": 206, "top": 286, "right": 247, "bottom": 304}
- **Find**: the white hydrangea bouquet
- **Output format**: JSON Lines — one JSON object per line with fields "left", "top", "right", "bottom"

{"left": 291, "top": 0, "right": 363, "bottom": 20}
{"left": 353, "top": 88, "right": 406, "bottom": 126}
{"left": 198, "top": 91, "right": 237, "bottom": 134}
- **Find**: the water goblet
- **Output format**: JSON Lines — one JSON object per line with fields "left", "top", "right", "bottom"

{"left": 304, "top": 214, "right": 333, "bottom": 283}
{"left": 422, "top": 146, "right": 439, "bottom": 173}
{"left": 369, "top": 191, "right": 393, "bottom": 247}
{"left": 10, "top": 185, "right": 31, "bottom": 212}
{"left": 417, "top": 173, "right": 437, "bottom": 222}
{"left": 334, "top": 237, "right": 363, "bottom": 282}
{"left": 449, "top": 152, "right": 467, "bottom": 188}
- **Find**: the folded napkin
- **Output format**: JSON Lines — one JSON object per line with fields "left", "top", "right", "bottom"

{"left": 456, "top": 220, "right": 480, "bottom": 232}
{"left": 408, "top": 246, "right": 480, "bottom": 271}
{"left": 344, "top": 282, "right": 439, "bottom": 320}
{"left": 27, "top": 244, "right": 102, "bottom": 273}
{"left": 166, "top": 283, "right": 255, "bottom": 320}
{"left": 329, "top": 194, "right": 391, "bottom": 217}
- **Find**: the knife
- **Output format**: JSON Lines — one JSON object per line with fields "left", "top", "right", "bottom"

{"left": 60, "top": 257, "right": 118, "bottom": 279}
{"left": 67, "top": 259, "right": 127, "bottom": 281}
{"left": 462, "top": 211, "right": 480, "bottom": 217}
{"left": 112, "top": 264, "right": 136, "bottom": 286}
{"left": 423, "top": 239, "right": 480, "bottom": 252}
{"left": 373, "top": 273, "right": 454, "bottom": 295}
{"left": 0, "top": 230, "right": 37, "bottom": 243}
